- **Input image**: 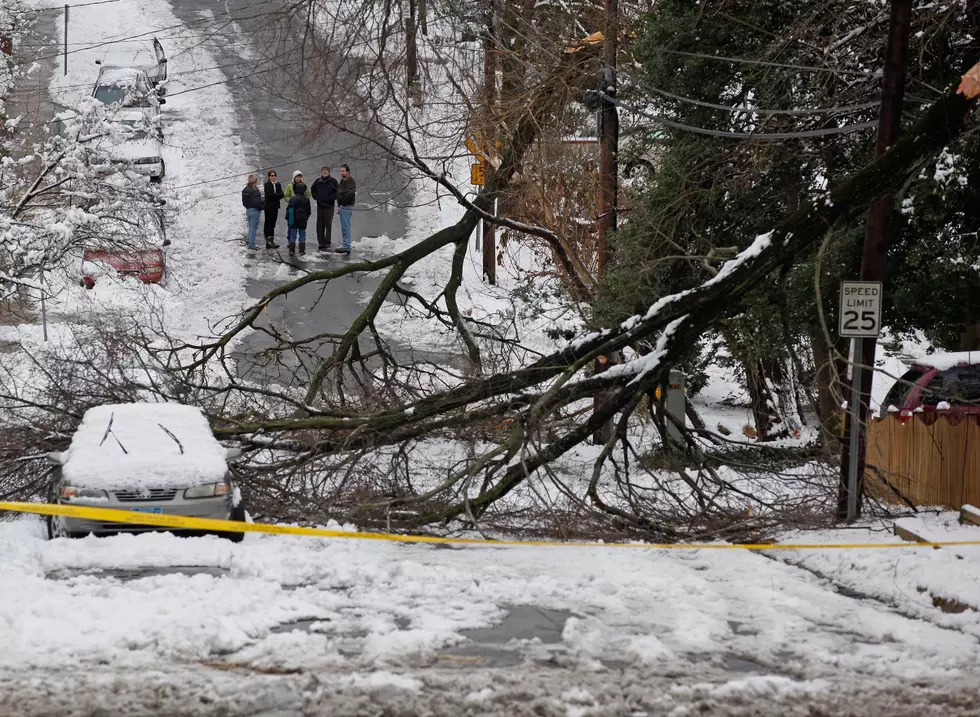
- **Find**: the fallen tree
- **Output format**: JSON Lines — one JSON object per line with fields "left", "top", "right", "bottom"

{"left": 183, "top": 65, "right": 980, "bottom": 530}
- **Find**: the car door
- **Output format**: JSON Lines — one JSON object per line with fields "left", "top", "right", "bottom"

{"left": 152, "top": 38, "right": 168, "bottom": 87}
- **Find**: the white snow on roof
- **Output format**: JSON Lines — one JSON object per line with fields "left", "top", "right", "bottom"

{"left": 96, "top": 67, "right": 144, "bottom": 85}
{"left": 911, "top": 351, "right": 980, "bottom": 371}
{"left": 61, "top": 403, "right": 228, "bottom": 490}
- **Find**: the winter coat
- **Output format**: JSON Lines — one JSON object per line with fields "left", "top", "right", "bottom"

{"left": 241, "top": 184, "right": 263, "bottom": 211}
{"left": 287, "top": 188, "right": 312, "bottom": 230}
{"left": 310, "top": 175, "right": 339, "bottom": 206}
{"left": 284, "top": 180, "right": 311, "bottom": 203}
{"left": 264, "top": 180, "right": 284, "bottom": 210}
{"left": 338, "top": 176, "right": 356, "bottom": 206}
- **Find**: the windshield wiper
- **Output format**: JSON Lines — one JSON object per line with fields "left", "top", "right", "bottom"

{"left": 157, "top": 423, "right": 184, "bottom": 454}
{"left": 98, "top": 412, "right": 128, "bottom": 454}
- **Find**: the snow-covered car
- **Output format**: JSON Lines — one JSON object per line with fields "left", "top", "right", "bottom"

{"left": 92, "top": 67, "right": 165, "bottom": 117}
{"left": 45, "top": 403, "right": 246, "bottom": 541}
{"left": 95, "top": 37, "right": 168, "bottom": 90}
{"left": 80, "top": 212, "right": 169, "bottom": 286}
{"left": 110, "top": 110, "right": 165, "bottom": 182}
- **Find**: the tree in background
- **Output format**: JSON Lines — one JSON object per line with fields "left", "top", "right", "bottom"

{"left": 601, "top": 0, "right": 980, "bottom": 443}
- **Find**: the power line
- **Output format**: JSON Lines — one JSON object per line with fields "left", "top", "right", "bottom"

{"left": 603, "top": 91, "right": 879, "bottom": 140}
{"left": 640, "top": 85, "right": 883, "bottom": 117}
{"left": 644, "top": 47, "right": 873, "bottom": 77}
{"left": 27, "top": 0, "right": 281, "bottom": 66}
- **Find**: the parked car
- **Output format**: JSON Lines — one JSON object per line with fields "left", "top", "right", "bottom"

{"left": 882, "top": 352, "right": 980, "bottom": 416}
{"left": 111, "top": 109, "right": 165, "bottom": 182}
{"left": 95, "top": 37, "right": 167, "bottom": 90}
{"left": 92, "top": 67, "right": 165, "bottom": 116}
{"left": 81, "top": 213, "right": 169, "bottom": 286}
{"left": 45, "top": 403, "right": 246, "bottom": 541}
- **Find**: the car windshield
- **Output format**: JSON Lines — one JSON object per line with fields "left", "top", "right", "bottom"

{"left": 94, "top": 85, "right": 129, "bottom": 105}
{"left": 921, "top": 366, "right": 980, "bottom": 407}
{"left": 882, "top": 369, "right": 923, "bottom": 409}
{"left": 95, "top": 84, "right": 150, "bottom": 107}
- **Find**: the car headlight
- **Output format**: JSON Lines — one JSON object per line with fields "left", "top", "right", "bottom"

{"left": 60, "top": 486, "right": 107, "bottom": 500}
{"left": 184, "top": 482, "right": 231, "bottom": 499}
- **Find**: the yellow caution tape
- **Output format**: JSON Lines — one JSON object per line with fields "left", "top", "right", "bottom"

{"left": 2, "top": 500, "right": 979, "bottom": 550}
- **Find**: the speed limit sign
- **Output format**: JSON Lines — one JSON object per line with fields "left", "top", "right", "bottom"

{"left": 839, "top": 281, "right": 882, "bottom": 338}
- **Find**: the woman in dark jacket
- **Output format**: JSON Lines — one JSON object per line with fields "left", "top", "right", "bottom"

{"left": 262, "top": 170, "right": 284, "bottom": 249}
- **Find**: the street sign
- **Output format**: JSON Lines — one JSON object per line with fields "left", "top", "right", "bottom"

{"left": 839, "top": 281, "right": 882, "bottom": 338}
{"left": 470, "top": 163, "right": 486, "bottom": 186}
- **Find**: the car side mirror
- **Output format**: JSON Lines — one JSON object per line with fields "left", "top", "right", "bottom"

{"left": 46, "top": 452, "right": 64, "bottom": 465}
{"left": 224, "top": 447, "right": 242, "bottom": 461}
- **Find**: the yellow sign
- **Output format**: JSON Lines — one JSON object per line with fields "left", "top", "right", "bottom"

{"left": 465, "top": 134, "right": 503, "bottom": 163}
{"left": 0, "top": 501, "right": 974, "bottom": 551}
{"left": 470, "top": 163, "right": 486, "bottom": 186}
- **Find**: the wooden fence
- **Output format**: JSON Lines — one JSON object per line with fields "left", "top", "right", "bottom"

{"left": 865, "top": 413, "right": 980, "bottom": 508}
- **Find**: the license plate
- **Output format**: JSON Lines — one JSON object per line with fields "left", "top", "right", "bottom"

{"left": 131, "top": 507, "right": 163, "bottom": 514}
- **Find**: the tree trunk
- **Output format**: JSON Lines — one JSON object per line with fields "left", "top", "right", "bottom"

{"left": 811, "top": 333, "right": 844, "bottom": 451}
{"left": 744, "top": 357, "right": 791, "bottom": 441}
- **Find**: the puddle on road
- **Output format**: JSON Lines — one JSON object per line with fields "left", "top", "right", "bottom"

{"left": 48, "top": 566, "right": 228, "bottom": 581}
{"left": 458, "top": 605, "right": 574, "bottom": 645}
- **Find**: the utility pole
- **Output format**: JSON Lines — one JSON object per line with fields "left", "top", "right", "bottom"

{"left": 838, "top": 0, "right": 912, "bottom": 521}
{"left": 597, "top": 0, "right": 618, "bottom": 277}
{"left": 592, "top": 0, "right": 618, "bottom": 443}
{"left": 482, "top": 0, "right": 497, "bottom": 285}
{"left": 405, "top": 0, "right": 420, "bottom": 106}
{"left": 63, "top": 4, "right": 69, "bottom": 75}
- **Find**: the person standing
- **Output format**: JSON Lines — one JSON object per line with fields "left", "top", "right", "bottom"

{"left": 310, "top": 165, "right": 339, "bottom": 251}
{"left": 262, "top": 170, "right": 283, "bottom": 249}
{"left": 286, "top": 181, "right": 312, "bottom": 256}
{"left": 284, "top": 170, "right": 311, "bottom": 202}
{"left": 241, "top": 173, "right": 263, "bottom": 250}
{"left": 335, "top": 164, "right": 356, "bottom": 255}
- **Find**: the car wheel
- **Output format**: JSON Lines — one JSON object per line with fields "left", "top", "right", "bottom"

{"left": 46, "top": 513, "right": 86, "bottom": 540}
{"left": 219, "top": 502, "right": 246, "bottom": 543}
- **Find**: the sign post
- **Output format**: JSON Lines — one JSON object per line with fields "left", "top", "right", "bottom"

{"left": 465, "top": 134, "right": 495, "bottom": 284}
{"left": 839, "top": 280, "right": 882, "bottom": 521}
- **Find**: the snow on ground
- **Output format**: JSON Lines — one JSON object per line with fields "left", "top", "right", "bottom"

{"left": 44, "top": 0, "right": 251, "bottom": 345}
{"left": 3, "top": 517, "right": 980, "bottom": 714}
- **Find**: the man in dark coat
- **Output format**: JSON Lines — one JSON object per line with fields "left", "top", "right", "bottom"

{"left": 310, "top": 165, "right": 339, "bottom": 251}
{"left": 241, "top": 173, "right": 263, "bottom": 250}
{"left": 286, "top": 182, "right": 312, "bottom": 256}
{"left": 262, "top": 170, "right": 283, "bottom": 249}
{"left": 335, "top": 164, "right": 356, "bottom": 255}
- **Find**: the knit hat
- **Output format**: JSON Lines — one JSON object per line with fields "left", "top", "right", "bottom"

{"left": 292, "top": 170, "right": 303, "bottom": 180}
{"left": 321, "top": 165, "right": 330, "bottom": 171}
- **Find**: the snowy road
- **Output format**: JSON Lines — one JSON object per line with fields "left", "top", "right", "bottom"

{"left": 4, "top": 516, "right": 980, "bottom": 715}
{"left": 159, "top": 0, "right": 418, "bottom": 384}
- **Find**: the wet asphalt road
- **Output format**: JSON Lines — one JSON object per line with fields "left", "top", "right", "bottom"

{"left": 167, "top": 0, "right": 413, "bottom": 384}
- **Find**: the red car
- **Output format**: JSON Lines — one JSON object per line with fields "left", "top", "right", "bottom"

{"left": 82, "top": 247, "right": 166, "bottom": 287}
{"left": 882, "top": 353, "right": 980, "bottom": 417}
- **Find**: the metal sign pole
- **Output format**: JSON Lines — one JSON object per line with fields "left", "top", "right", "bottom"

{"left": 846, "top": 339, "right": 863, "bottom": 520}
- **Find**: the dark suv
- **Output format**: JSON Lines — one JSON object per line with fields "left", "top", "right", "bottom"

{"left": 882, "top": 354, "right": 980, "bottom": 415}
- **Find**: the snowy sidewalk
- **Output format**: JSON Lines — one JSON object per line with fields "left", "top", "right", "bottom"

{"left": 3, "top": 516, "right": 980, "bottom": 715}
